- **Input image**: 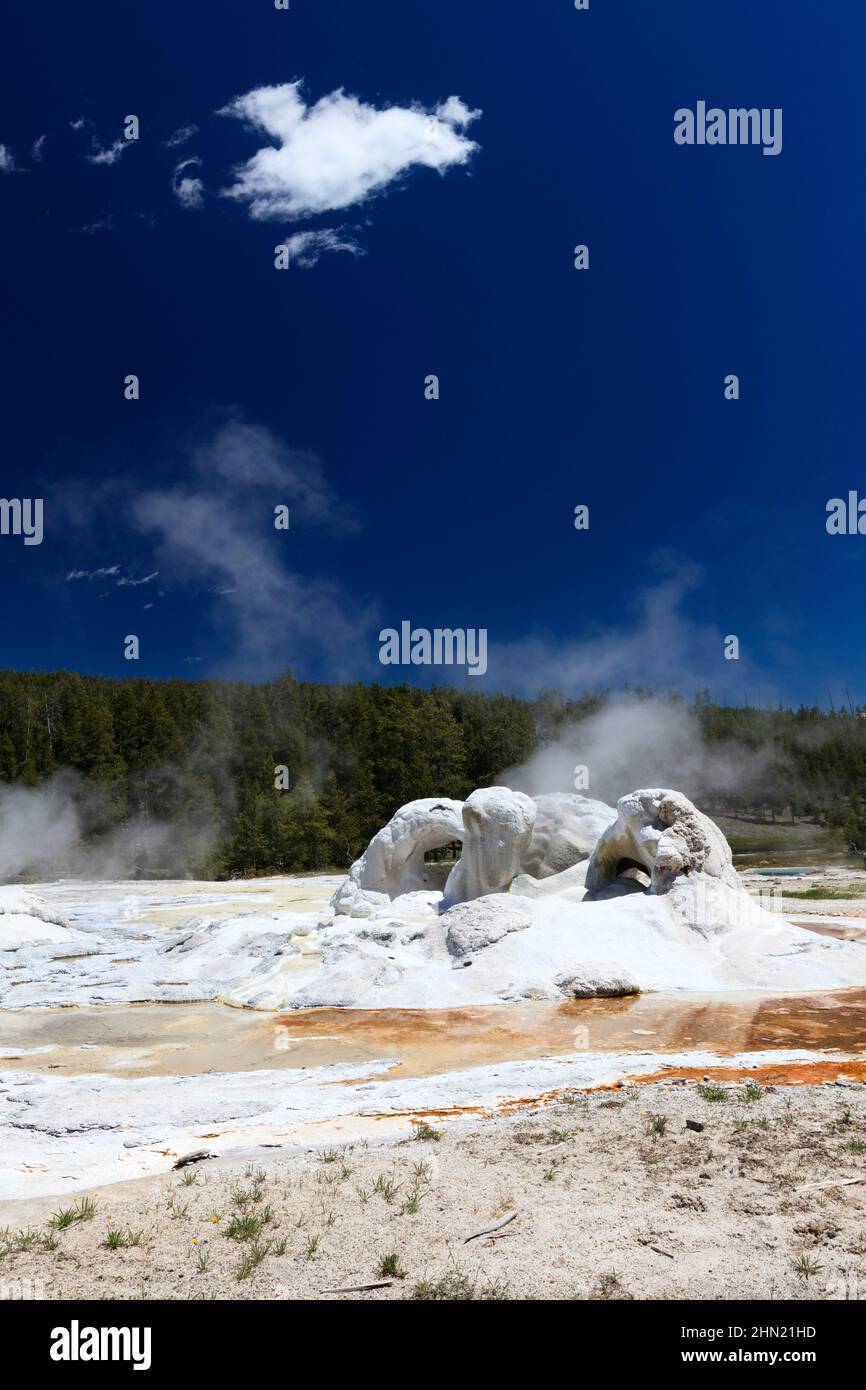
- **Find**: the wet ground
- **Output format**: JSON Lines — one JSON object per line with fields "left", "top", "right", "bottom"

{"left": 2, "top": 985, "right": 865, "bottom": 1082}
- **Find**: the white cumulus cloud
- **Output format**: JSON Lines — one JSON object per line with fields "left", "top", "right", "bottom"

{"left": 219, "top": 81, "right": 480, "bottom": 220}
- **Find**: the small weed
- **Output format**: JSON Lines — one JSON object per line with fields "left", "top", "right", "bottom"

{"left": 235, "top": 1239, "right": 270, "bottom": 1282}
{"left": 372, "top": 1173, "right": 401, "bottom": 1203}
{"left": 697, "top": 1085, "right": 729, "bottom": 1103}
{"left": 103, "top": 1228, "right": 142, "bottom": 1250}
{"left": 49, "top": 1196, "right": 98, "bottom": 1230}
{"left": 225, "top": 1211, "right": 268, "bottom": 1243}
{"left": 412, "top": 1123, "right": 442, "bottom": 1142}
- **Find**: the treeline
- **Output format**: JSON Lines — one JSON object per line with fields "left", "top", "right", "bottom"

{"left": 1, "top": 669, "right": 866, "bottom": 879}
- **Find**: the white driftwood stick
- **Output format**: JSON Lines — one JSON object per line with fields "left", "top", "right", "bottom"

{"left": 320, "top": 1280, "right": 393, "bottom": 1294}
{"left": 463, "top": 1210, "right": 517, "bottom": 1244}
{"left": 794, "top": 1176, "right": 865, "bottom": 1193}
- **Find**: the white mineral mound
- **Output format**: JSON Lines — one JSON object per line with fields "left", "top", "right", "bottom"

{"left": 0, "top": 885, "right": 76, "bottom": 949}
{"left": 227, "top": 786, "right": 866, "bottom": 1010}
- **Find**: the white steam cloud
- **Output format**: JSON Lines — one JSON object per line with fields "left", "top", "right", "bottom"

{"left": 501, "top": 696, "right": 784, "bottom": 809}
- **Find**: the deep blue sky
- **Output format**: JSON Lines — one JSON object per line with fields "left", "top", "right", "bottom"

{"left": 1, "top": 0, "right": 863, "bottom": 706}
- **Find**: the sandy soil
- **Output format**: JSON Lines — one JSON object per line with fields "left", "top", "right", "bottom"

{"left": 2, "top": 1077, "right": 865, "bottom": 1301}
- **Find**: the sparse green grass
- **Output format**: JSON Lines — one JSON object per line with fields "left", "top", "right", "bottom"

{"left": 847, "top": 1138, "right": 866, "bottom": 1155}
{"left": 377, "top": 1252, "right": 406, "bottom": 1280}
{"left": 783, "top": 885, "right": 866, "bottom": 899}
{"left": 231, "top": 1182, "right": 264, "bottom": 1209}
{"left": 646, "top": 1114, "right": 668, "bottom": 1138}
{"left": 103, "top": 1228, "right": 142, "bottom": 1250}
{"left": 412, "top": 1268, "right": 509, "bottom": 1301}
{"left": 49, "top": 1196, "right": 98, "bottom": 1230}
{"left": 593, "top": 1271, "right": 625, "bottom": 1300}
{"left": 196, "top": 1248, "right": 211, "bottom": 1272}
{"left": 548, "top": 1128, "right": 572, "bottom": 1145}
{"left": 305, "top": 1233, "right": 320, "bottom": 1257}
{"left": 372, "top": 1173, "right": 401, "bottom": 1203}
{"left": 697, "top": 1085, "right": 729, "bottom": 1103}
{"left": 561, "top": 1092, "right": 589, "bottom": 1108}
{"left": 412, "top": 1123, "right": 442, "bottom": 1142}
{"left": 0, "top": 1228, "right": 44, "bottom": 1254}
{"left": 742, "top": 1081, "right": 764, "bottom": 1103}
{"left": 224, "top": 1210, "right": 270, "bottom": 1242}
{"left": 792, "top": 1254, "right": 823, "bottom": 1279}
{"left": 236, "top": 1239, "right": 271, "bottom": 1281}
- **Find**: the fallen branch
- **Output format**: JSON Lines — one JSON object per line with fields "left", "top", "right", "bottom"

{"left": 464, "top": 1210, "right": 517, "bottom": 1244}
{"left": 638, "top": 1235, "right": 675, "bottom": 1259}
{"left": 794, "top": 1176, "right": 866, "bottom": 1193}
{"left": 172, "top": 1149, "right": 216, "bottom": 1169}
{"left": 320, "top": 1280, "right": 393, "bottom": 1294}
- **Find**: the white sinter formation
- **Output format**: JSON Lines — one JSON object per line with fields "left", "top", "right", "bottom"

{"left": 246, "top": 783, "right": 866, "bottom": 1011}
{"left": 585, "top": 789, "right": 740, "bottom": 896}
{"left": 331, "top": 796, "right": 464, "bottom": 917}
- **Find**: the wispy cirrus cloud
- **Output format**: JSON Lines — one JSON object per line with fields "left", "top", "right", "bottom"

{"left": 86, "top": 139, "right": 129, "bottom": 167}
{"left": 284, "top": 227, "right": 364, "bottom": 268}
{"left": 164, "top": 123, "right": 198, "bottom": 150}
{"left": 65, "top": 564, "right": 158, "bottom": 588}
{"left": 70, "top": 117, "right": 132, "bottom": 167}
{"left": 116, "top": 571, "right": 159, "bottom": 587}
{"left": 66, "top": 565, "right": 122, "bottom": 581}
{"left": 131, "top": 418, "right": 373, "bottom": 678}
{"left": 171, "top": 157, "right": 205, "bottom": 209}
